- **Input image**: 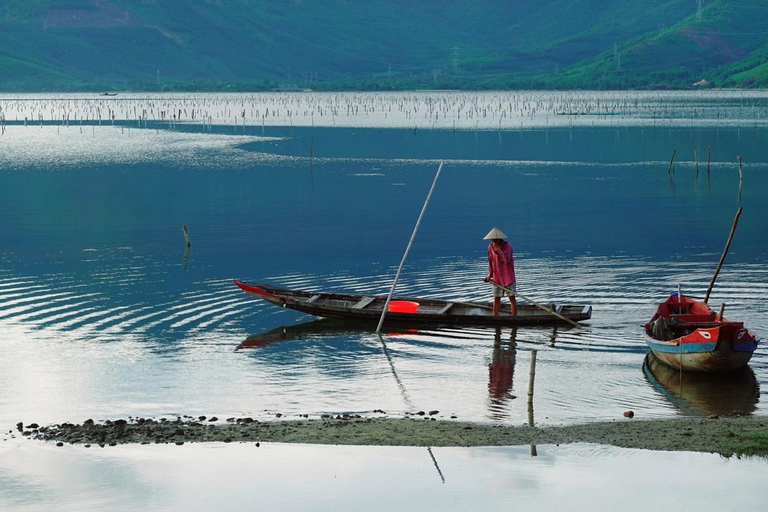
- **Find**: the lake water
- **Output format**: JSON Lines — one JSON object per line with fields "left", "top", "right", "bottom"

{"left": 1, "top": 91, "right": 767, "bottom": 506}
{"left": 2, "top": 441, "right": 767, "bottom": 512}
{"left": 1, "top": 91, "right": 767, "bottom": 428}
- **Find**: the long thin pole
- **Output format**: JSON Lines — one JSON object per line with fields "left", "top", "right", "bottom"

{"left": 376, "top": 161, "right": 444, "bottom": 332}
{"left": 491, "top": 281, "right": 581, "bottom": 328}
{"left": 704, "top": 206, "right": 743, "bottom": 303}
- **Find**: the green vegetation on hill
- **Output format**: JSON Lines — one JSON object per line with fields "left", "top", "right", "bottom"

{"left": 0, "top": 0, "right": 766, "bottom": 91}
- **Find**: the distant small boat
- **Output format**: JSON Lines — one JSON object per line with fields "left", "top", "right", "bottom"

{"left": 234, "top": 281, "right": 592, "bottom": 327}
{"left": 644, "top": 293, "right": 759, "bottom": 372}
{"left": 100, "top": 92, "right": 118, "bottom": 96}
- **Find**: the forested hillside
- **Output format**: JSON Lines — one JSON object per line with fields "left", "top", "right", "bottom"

{"left": 0, "top": 0, "right": 766, "bottom": 90}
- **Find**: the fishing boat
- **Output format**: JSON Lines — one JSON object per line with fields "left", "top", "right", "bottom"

{"left": 234, "top": 281, "right": 592, "bottom": 327}
{"left": 643, "top": 293, "right": 759, "bottom": 372}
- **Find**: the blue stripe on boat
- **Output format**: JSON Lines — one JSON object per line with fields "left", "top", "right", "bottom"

{"left": 644, "top": 339, "right": 718, "bottom": 354}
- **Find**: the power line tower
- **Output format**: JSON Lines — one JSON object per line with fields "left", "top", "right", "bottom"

{"left": 453, "top": 46, "right": 460, "bottom": 73}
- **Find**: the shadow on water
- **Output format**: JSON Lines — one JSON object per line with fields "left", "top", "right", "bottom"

{"left": 642, "top": 352, "right": 760, "bottom": 417}
{"left": 236, "top": 319, "right": 561, "bottom": 353}
{"left": 235, "top": 318, "right": 354, "bottom": 350}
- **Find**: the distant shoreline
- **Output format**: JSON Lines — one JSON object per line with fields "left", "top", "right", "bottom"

{"left": 22, "top": 415, "right": 768, "bottom": 457}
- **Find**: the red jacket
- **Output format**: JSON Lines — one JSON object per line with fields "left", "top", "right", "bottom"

{"left": 486, "top": 241, "right": 516, "bottom": 287}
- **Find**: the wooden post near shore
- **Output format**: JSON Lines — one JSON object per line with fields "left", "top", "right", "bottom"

{"left": 737, "top": 156, "right": 743, "bottom": 201}
{"left": 527, "top": 349, "right": 538, "bottom": 406}
{"left": 182, "top": 225, "right": 191, "bottom": 248}
{"left": 527, "top": 349, "right": 538, "bottom": 457}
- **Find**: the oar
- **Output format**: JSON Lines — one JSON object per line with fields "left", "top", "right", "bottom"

{"left": 490, "top": 280, "right": 581, "bottom": 328}
{"left": 704, "top": 206, "right": 742, "bottom": 304}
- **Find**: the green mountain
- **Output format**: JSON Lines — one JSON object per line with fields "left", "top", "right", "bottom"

{"left": 0, "top": 0, "right": 766, "bottom": 91}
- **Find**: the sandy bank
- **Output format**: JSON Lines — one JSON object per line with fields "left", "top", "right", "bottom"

{"left": 18, "top": 415, "right": 768, "bottom": 457}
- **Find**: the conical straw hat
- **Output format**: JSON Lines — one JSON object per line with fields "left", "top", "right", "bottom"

{"left": 483, "top": 227, "right": 508, "bottom": 240}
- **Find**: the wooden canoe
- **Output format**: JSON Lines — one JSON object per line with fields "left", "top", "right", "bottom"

{"left": 643, "top": 293, "right": 760, "bottom": 372}
{"left": 234, "top": 281, "right": 592, "bottom": 327}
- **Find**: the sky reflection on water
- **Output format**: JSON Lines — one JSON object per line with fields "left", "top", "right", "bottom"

{"left": 1, "top": 441, "right": 767, "bottom": 512}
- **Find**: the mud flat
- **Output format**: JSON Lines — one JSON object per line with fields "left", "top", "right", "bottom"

{"left": 13, "top": 414, "right": 768, "bottom": 457}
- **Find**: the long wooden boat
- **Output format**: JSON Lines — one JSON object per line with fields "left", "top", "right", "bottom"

{"left": 234, "top": 281, "right": 592, "bottom": 327}
{"left": 643, "top": 293, "right": 760, "bottom": 372}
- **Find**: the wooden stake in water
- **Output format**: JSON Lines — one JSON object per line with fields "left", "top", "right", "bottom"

{"left": 667, "top": 149, "right": 676, "bottom": 175}
{"left": 527, "top": 349, "right": 538, "bottom": 405}
{"left": 182, "top": 224, "right": 191, "bottom": 248}
{"left": 704, "top": 207, "right": 742, "bottom": 304}
{"left": 376, "top": 161, "right": 444, "bottom": 333}
{"left": 527, "top": 347, "right": 537, "bottom": 457}
{"left": 693, "top": 145, "right": 699, "bottom": 178}
{"left": 737, "top": 155, "right": 743, "bottom": 201}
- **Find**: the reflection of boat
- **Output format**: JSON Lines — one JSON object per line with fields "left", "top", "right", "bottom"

{"left": 643, "top": 353, "right": 760, "bottom": 416}
{"left": 236, "top": 319, "right": 354, "bottom": 350}
{"left": 644, "top": 293, "right": 759, "bottom": 372}
{"left": 234, "top": 281, "right": 592, "bottom": 327}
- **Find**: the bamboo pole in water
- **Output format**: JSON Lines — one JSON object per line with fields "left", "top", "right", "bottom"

{"left": 376, "top": 161, "right": 444, "bottom": 333}
{"left": 527, "top": 349, "right": 538, "bottom": 405}
{"left": 737, "top": 156, "right": 744, "bottom": 201}
{"left": 704, "top": 207, "right": 743, "bottom": 304}
{"left": 667, "top": 149, "right": 676, "bottom": 175}
{"left": 693, "top": 145, "right": 699, "bottom": 178}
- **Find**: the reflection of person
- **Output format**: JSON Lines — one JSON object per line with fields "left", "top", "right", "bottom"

{"left": 483, "top": 227, "right": 517, "bottom": 316}
{"left": 488, "top": 327, "right": 517, "bottom": 420}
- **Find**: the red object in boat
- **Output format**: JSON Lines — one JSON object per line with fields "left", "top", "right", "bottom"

{"left": 387, "top": 300, "right": 419, "bottom": 313}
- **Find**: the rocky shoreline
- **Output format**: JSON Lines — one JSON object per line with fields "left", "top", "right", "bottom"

{"left": 11, "top": 414, "right": 768, "bottom": 456}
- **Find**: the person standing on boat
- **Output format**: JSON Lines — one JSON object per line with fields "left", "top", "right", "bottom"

{"left": 483, "top": 227, "right": 517, "bottom": 316}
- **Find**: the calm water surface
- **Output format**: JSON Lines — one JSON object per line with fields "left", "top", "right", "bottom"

{"left": 2, "top": 441, "right": 767, "bottom": 511}
{"left": 1, "top": 92, "right": 767, "bottom": 430}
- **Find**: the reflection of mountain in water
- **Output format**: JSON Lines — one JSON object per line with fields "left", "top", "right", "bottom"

{"left": 643, "top": 353, "right": 760, "bottom": 417}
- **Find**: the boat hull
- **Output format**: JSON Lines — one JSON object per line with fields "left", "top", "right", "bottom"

{"left": 644, "top": 334, "right": 756, "bottom": 372}
{"left": 234, "top": 280, "right": 592, "bottom": 327}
